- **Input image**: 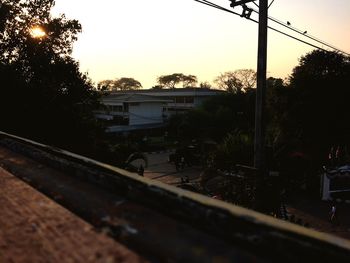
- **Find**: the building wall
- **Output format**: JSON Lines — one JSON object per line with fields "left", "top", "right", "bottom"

{"left": 97, "top": 89, "right": 225, "bottom": 131}
{"left": 194, "top": 96, "right": 209, "bottom": 107}
{"left": 129, "top": 102, "right": 164, "bottom": 126}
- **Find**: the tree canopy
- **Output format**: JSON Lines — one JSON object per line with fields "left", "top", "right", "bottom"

{"left": 157, "top": 73, "right": 197, "bottom": 88}
{"left": 0, "top": 0, "right": 103, "bottom": 155}
{"left": 0, "top": 0, "right": 81, "bottom": 65}
{"left": 214, "top": 69, "right": 256, "bottom": 93}
{"left": 268, "top": 50, "right": 350, "bottom": 169}
{"left": 169, "top": 90, "right": 255, "bottom": 142}
{"left": 199, "top": 81, "right": 212, "bottom": 89}
{"left": 98, "top": 77, "right": 142, "bottom": 91}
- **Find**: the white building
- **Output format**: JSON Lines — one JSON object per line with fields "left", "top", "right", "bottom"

{"left": 95, "top": 88, "right": 224, "bottom": 133}
{"left": 321, "top": 165, "right": 350, "bottom": 202}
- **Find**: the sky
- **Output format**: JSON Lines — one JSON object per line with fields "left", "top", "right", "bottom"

{"left": 51, "top": 0, "right": 350, "bottom": 88}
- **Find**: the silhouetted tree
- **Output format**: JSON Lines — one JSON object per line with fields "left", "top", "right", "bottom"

{"left": 0, "top": 3, "right": 10, "bottom": 31}
{"left": 97, "top": 79, "right": 118, "bottom": 91}
{"left": 212, "top": 131, "right": 254, "bottom": 169}
{"left": 181, "top": 74, "right": 197, "bottom": 88}
{"left": 265, "top": 77, "right": 288, "bottom": 145}
{"left": 214, "top": 69, "right": 256, "bottom": 93}
{"left": 286, "top": 50, "right": 350, "bottom": 161}
{"left": 214, "top": 72, "right": 243, "bottom": 93}
{"left": 115, "top": 77, "right": 142, "bottom": 90}
{"left": 98, "top": 77, "right": 142, "bottom": 91}
{"left": 199, "top": 81, "right": 212, "bottom": 89}
{"left": 170, "top": 91, "right": 255, "bottom": 141}
{"left": 157, "top": 73, "right": 197, "bottom": 88}
{"left": 266, "top": 50, "right": 350, "bottom": 193}
{"left": 234, "top": 69, "right": 257, "bottom": 90}
{"left": 0, "top": 0, "right": 103, "bottom": 155}
{"left": 152, "top": 84, "right": 164, "bottom": 90}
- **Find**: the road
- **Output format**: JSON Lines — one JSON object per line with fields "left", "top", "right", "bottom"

{"left": 143, "top": 151, "right": 202, "bottom": 185}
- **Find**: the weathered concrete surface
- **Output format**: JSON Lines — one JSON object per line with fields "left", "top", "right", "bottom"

{"left": 0, "top": 167, "right": 146, "bottom": 263}
{"left": 0, "top": 145, "right": 260, "bottom": 263}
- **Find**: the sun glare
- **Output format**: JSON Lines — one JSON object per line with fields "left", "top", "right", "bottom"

{"left": 29, "top": 26, "right": 46, "bottom": 38}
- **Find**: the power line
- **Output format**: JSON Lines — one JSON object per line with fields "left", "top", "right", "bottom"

{"left": 193, "top": 0, "right": 349, "bottom": 55}
{"left": 249, "top": 8, "right": 349, "bottom": 56}
{"left": 268, "top": 0, "right": 275, "bottom": 9}
{"left": 194, "top": 0, "right": 326, "bottom": 51}
{"left": 194, "top": 0, "right": 241, "bottom": 15}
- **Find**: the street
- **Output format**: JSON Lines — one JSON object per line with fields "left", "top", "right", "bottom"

{"left": 143, "top": 151, "right": 202, "bottom": 186}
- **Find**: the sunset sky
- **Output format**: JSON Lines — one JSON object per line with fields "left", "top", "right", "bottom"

{"left": 51, "top": 0, "right": 350, "bottom": 88}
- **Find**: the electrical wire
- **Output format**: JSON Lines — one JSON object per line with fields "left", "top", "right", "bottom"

{"left": 249, "top": 8, "right": 349, "bottom": 55}
{"left": 194, "top": 0, "right": 242, "bottom": 16}
{"left": 194, "top": 0, "right": 327, "bottom": 51}
{"left": 268, "top": 0, "right": 275, "bottom": 9}
{"left": 193, "top": 0, "right": 349, "bottom": 55}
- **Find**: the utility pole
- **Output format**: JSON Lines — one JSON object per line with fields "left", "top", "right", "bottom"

{"left": 229, "top": 0, "right": 268, "bottom": 211}
{"left": 254, "top": 0, "right": 268, "bottom": 173}
{"left": 229, "top": 0, "right": 268, "bottom": 173}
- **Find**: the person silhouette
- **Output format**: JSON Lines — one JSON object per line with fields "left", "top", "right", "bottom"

{"left": 137, "top": 164, "right": 144, "bottom": 176}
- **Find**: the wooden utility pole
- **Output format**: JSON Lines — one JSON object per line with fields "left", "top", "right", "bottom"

{"left": 254, "top": 0, "right": 268, "bottom": 172}
{"left": 228, "top": 0, "right": 268, "bottom": 173}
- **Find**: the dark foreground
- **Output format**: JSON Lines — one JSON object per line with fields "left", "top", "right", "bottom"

{"left": 1, "top": 131, "right": 350, "bottom": 262}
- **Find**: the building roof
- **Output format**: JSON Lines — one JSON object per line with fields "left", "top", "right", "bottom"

{"left": 102, "top": 93, "right": 172, "bottom": 104}
{"left": 108, "top": 88, "right": 225, "bottom": 97}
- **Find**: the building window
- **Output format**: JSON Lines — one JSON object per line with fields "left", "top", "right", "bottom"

{"left": 123, "top": 103, "right": 129, "bottom": 112}
{"left": 175, "top": 97, "right": 185, "bottom": 103}
{"left": 185, "top": 97, "right": 194, "bottom": 103}
{"left": 175, "top": 96, "right": 194, "bottom": 104}
{"left": 112, "top": 105, "right": 123, "bottom": 112}
{"left": 112, "top": 115, "right": 129, "bottom": 125}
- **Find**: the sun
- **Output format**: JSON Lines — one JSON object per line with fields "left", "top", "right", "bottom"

{"left": 29, "top": 26, "right": 46, "bottom": 38}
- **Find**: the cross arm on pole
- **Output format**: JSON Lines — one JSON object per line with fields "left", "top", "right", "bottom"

{"left": 229, "top": 0, "right": 257, "bottom": 7}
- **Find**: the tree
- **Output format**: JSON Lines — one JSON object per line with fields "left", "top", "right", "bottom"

{"left": 214, "top": 69, "right": 256, "bottom": 93}
{"left": 214, "top": 72, "right": 243, "bottom": 93}
{"left": 212, "top": 131, "right": 254, "bottom": 170}
{"left": 181, "top": 74, "right": 197, "bottom": 88}
{"left": 269, "top": 50, "right": 350, "bottom": 186}
{"left": 287, "top": 50, "right": 350, "bottom": 154}
{"left": 199, "top": 81, "right": 212, "bottom": 89}
{"left": 234, "top": 69, "right": 257, "bottom": 90}
{"left": 115, "top": 77, "right": 142, "bottom": 90}
{"left": 0, "top": 0, "right": 81, "bottom": 66}
{"left": 152, "top": 84, "right": 164, "bottom": 90}
{"left": 266, "top": 77, "right": 288, "bottom": 143}
{"left": 0, "top": 0, "right": 103, "bottom": 155}
{"left": 98, "top": 77, "right": 142, "bottom": 91}
{"left": 157, "top": 73, "right": 182, "bottom": 88}
{"left": 0, "top": 3, "right": 10, "bottom": 31}
{"left": 157, "top": 73, "right": 197, "bottom": 88}
{"left": 169, "top": 91, "right": 255, "bottom": 141}
{"left": 97, "top": 79, "right": 118, "bottom": 91}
